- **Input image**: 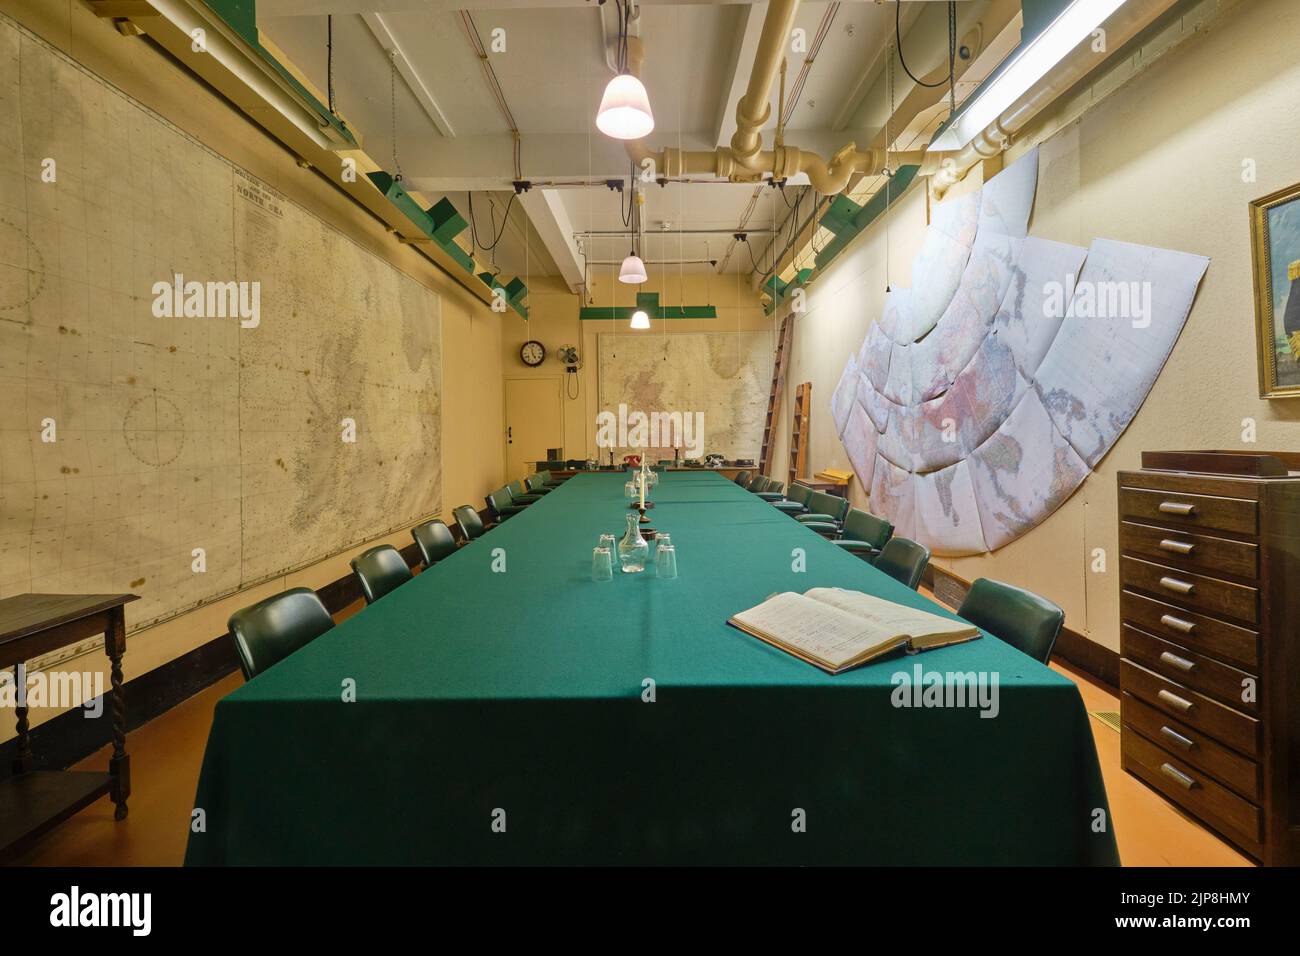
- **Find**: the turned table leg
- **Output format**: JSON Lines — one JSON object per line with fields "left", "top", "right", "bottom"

{"left": 105, "top": 606, "right": 130, "bottom": 821}
{"left": 12, "top": 677, "right": 33, "bottom": 776}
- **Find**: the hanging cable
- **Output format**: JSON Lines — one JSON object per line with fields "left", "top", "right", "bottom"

{"left": 896, "top": 0, "right": 953, "bottom": 89}
{"left": 326, "top": 16, "right": 336, "bottom": 115}
{"left": 388, "top": 52, "right": 403, "bottom": 181}
{"left": 467, "top": 191, "right": 516, "bottom": 254}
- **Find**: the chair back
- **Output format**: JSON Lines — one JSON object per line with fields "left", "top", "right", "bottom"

{"left": 806, "top": 490, "right": 850, "bottom": 522}
{"left": 524, "top": 474, "right": 546, "bottom": 493}
{"left": 350, "top": 545, "right": 413, "bottom": 605}
{"left": 507, "top": 479, "right": 535, "bottom": 500}
{"left": 958, "top": 578, "right": 1065, "bottom": 664}
{"left": 454, "top": 504, "right": 485, "bottom": 540}
{"left": 486, "top": 487, "right": 515, "bottom": 521}
{"left": 228, "top": 588, "right": 334, "bottom": 680}
{"left": 746, "top": 474, "right": 767, "bottom": 491}
{"left": 787, "top": 483, "right": 813, "bottom": 506}
{"left": 843, "top": 508, "right": 893, "bottom": 549}
{"left": 412, "top": 519, "right": 456, "bottom": 566}
{"left": 874, "top": 537, "right": 930, "bottom": 590}
{"left": 734, "top": 470, "right": 752, "bottom": 486}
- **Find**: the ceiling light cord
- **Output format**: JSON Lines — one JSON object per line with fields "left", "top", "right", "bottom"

{"left": 467, "top": 190, "right": 516, "bottom": 254}
{"left": 896, "top": 0, "right": 955, "bottom": 90}
{"left": 326, "top": 15, "right": 335, "bottom": 115}
{"left": 388, "top": 52, "right": 403, "bottom": 181}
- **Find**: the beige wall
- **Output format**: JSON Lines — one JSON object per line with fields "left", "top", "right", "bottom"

{"left": 4, "top": 0, "right": 504, "bottom": 737}
{"left": 776, "top": 0, "right": 1300, "bottom": 653}
{"left": 502, "top": 269, "right": 772, "bottom": 468}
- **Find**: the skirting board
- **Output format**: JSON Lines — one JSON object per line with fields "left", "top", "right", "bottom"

{"left": 922, "top": 565, "right": 1120, "bottom": 691}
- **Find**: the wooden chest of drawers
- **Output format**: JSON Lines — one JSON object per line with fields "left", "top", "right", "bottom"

{"left": 1118, "top": 457, "right": 1300, "bottom": 865}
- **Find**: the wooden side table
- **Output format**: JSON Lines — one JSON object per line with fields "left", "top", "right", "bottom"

{"left": 0, "top": 593, "right": 139, "bottom": 857}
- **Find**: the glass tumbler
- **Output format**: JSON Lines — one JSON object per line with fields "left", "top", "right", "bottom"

{"left": 656, "top": 544, "right": 678, "bottom": 580}
{"left": 592, "top": 546, "right": 613, "bottom": 582}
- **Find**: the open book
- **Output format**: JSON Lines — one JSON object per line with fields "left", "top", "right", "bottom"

{"left": 728, "top": 587, "right": 981, "bottom": 675}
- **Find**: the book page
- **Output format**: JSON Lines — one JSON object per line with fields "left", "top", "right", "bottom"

{"left": 803, "top": 588, "right": 978, "bottom": 643}
{"left": 730, "top": 592, "right": 898, "bottom": 670}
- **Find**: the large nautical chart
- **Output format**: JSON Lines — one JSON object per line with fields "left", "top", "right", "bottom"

{"left": 0, "top": 16, "right": 442, "bottom": 632}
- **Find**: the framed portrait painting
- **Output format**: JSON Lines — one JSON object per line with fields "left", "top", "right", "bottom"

{"left": 1250, "top": 182, "right": 1300, "bottom": 398}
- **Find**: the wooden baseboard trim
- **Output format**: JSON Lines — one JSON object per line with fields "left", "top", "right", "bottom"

{"left": 922, "top": 565, "right": 1119, "bottom": 692}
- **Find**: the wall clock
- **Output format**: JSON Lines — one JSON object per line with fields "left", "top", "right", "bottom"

{"left": 520, "top": 340, "right": 546, "bottom": 367}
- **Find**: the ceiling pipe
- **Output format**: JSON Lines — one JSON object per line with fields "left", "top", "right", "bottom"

{"left": 620, "top": 17, "right": 933, "bottom": 195}
{"left": 931, "top": 0, "right": 1183, "bottom": 196}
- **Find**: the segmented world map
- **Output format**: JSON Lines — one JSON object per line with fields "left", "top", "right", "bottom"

{"left": 832, "top": 148, "right": 1209, "bottom": 555}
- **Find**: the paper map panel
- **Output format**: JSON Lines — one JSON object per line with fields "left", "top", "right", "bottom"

{"left": 831, "top": 148, "right": 1209, "bottom": 555}
{"left": 0, "top": 19, "right": 443, "bottom": 634}
{"left": 597, "top": 331, "right": 773, "bottom": 461}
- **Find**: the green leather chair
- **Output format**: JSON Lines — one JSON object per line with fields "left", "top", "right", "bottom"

{"left": 753, "top": 477, "right": 784, "bottom": 501}
{"left": 819, "top": 507, "right": 892, "bottom": 554}
{"left": 228, "top": 587, "right": 334, "bottom": 680}
{"left": 412, "top": 519, "right": 457, "bottom": 566}
{"left": 454, "top": 504, "right": 485, "bottom": 541}
{"left": 734, "top": 470, "right": 752, "bottom": 487}
{"left": 507, "top": 479, "right": 544, "bottom": 504}
{"left": 958, "top": 578, "right": 1065, "bottom": 664}
{"left": 350, "top": 544, "right": 413, "bottom": 605}
{"left": 537, "top": 469, "right": 568, "bottom": 487}
{"left": 746, "top": 473, "right": 768, "bottom": 492}
{"left": 486, "top": 487, "right": 527, "bottom": 523}
{"left": 874, "top": 537, "right": 930, "bottom": 590}
{"left": 523, "top": 474, "right": 553, "bottom": 495}
{"left": 772, "top": 482, "right": 814, "bottom": 516}
{"left": 794, "top": 490, "right": 851, "bottom": 527}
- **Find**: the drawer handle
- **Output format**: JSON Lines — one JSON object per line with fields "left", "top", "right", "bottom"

{"left": 1158, "top": 501, "right": 1196, "bottom": 516}
{"left": 1157, "top": 689, "right": 1194, "bottom": 713}
{"left": 1160, "top": 614, "right": 1196, "bottom": 634}
{"left": 1158, "top": 538, "right": 1195, "bottom": 555}
{"left": 1160, "top": 763, "right": 1197, "bottom": 790}
{"left": 1160, "top": 726, "right": 1195, "bottom": 750}
{"left": 1159, "top": 576, "right": 1195, "bottom": 595}
{"left": 1159, "top": 650, "right": 1195, "bottom": 672}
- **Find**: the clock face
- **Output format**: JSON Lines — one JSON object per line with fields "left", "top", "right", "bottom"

{"left": 520, "top": 340, "right": 545, "bottom": 366}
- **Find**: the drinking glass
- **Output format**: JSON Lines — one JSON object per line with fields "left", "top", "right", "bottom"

{"left": 592, "top": 547, "right": 613, "bottom": 582}
{"left": 656, "top": 544, "right": 678, "bottom": 580}
{"left": 653, "top": 532, "right": 672, "bottom": 565}
{"left": 598, "top": 533, "right": 616, "bottom": 556}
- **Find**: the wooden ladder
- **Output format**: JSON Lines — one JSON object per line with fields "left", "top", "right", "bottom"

{"left": 787, "top": 382, "right": 810, "bottom": 487}
{"left": 759, "top": 311, "right": 795, "bottom": 476}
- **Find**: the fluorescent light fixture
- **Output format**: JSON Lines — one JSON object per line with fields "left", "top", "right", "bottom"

{"left": 597, "top": 74, "right": 655, "bottom": 140}
{"left": 928, "top": 0, "right": 1129, "bottom": 151}
{"left": 629, "top": 310, "right": 651, "bottom": 329}
{"left": 618, "top": 253, "right": 648, "bottom": 285}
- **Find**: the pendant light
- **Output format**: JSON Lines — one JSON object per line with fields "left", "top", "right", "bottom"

{"left": 597, "top": 74, "right": 655, "bottom": 140}
{"left": 619, "top": 175, "right": 646, "bottom": 284}
{"left": 597, "top": 1, "right": 654, "bottom": 140}
{"left": 630, "top": 309, "right": 650, "bottom": 329}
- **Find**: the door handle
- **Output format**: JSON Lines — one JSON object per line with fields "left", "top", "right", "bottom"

{"left": 1159, "top": 538, "right": 1195, "bottom": 555}
{"left": 1159, "top": 650, "right": 1196, "bottom": 672}
{"left": 1160, "top": 726, "right": 1195, "bottom": 750}
{"left": 1159, "top": 576, "right": 1195, "bottom": 595}
{"left": 1157, "top": 689, "right": 1194, "bottom": 713}
{"left": 1158, "top": 501, "right": 1196, "bottom": 516}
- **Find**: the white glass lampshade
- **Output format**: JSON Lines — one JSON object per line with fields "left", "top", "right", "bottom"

{"left": 629, "top": 310, "right": 650, "bottom": 330}
{"left": 596, "top": 74, "right": 655, "bottom": 140}
{"left": 618, "top": 253, "right": 648, "bottom": 285}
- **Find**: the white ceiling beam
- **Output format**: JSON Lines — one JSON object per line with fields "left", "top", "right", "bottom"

{"left": 711, "top": 2, "right": 768, "bottom": 149}
{"left": 519, "top": 189, "right": 586, "bottom": 293}
{"left": 359, "top": 12, "right": 455, "bottom": 138}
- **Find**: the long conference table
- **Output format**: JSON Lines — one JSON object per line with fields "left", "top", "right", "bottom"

{"left": 186, "top": 471, "right": 1119, "bottom": 865}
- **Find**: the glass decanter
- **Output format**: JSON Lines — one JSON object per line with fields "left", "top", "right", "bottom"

{"left": 617, "top": 512, "right": 649, "bottom": 573}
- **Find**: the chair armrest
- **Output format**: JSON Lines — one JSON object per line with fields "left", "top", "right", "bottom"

{"left": 833, "top": 540, "right": 881, "bottom": 560}
{"left": 753, "top": 491, "right": 785, "bottom": 501}
{"left": 795, "top": 513, "right": 839, "bottom": 524}
{"left": 799, "top": 521, "right": 841, "bottom": 536}
{"left": 771, "top": 501, "right": 807, "bottom": 514}
{"left": 513, "top": 494, "right": 543, "bottom": 504}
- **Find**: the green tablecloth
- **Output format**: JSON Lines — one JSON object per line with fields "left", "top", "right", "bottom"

{"left": 186, "top": 472, "right": 1118, "bottom": 865}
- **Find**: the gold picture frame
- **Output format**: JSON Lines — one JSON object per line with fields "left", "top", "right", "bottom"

{"left": 1250, "top": 182, "right": 1300, "bottom": 398}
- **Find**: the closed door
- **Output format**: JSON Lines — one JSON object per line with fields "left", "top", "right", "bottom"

{"left": 505, "top": 377, "right": 564, "bottom": 483}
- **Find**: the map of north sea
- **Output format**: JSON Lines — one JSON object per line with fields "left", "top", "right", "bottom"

{"left": 0, "top": 18, "right": 442, "bottom": 643}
